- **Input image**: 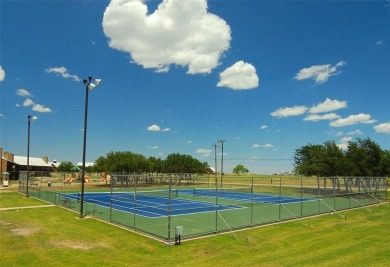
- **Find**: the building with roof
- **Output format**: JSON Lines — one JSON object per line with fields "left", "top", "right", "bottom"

{"left": 206, "top": 166, "right": 216, "bottom": 174}
{"left": 1, "top": 147, "right": 55, "bottom": 180}
{"left": 76, "top": 162, "right": 95, "bottom": 168}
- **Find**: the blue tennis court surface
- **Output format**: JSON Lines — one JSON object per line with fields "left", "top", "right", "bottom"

{"left": 63, "top": 192, "right": 242, "bottom": 218}
{"left": 178, "top": 188, "right": 314, "bottom": 204}
{"left": 62, "top": 190, "right": 314, "bottom": 218}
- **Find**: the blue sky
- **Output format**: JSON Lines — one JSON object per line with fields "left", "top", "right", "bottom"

{"left": 1, "top": 0, "right": 389, "bottom": 174}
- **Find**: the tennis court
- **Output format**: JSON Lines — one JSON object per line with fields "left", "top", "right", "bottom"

{"left": 62, "top": 188, "right": 315, "bottom": 218}
{"left": 179, "top": 188, "right": 315, "bottom": 204}
{"left": 23, "top": 175, "right": 387, "bottom": 242}
{"left": 62, "top": 191, "right": 242, "bottom": 218}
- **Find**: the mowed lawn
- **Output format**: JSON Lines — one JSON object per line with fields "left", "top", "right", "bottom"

{"left": 0, "top": 191, "right": 389, "bottom": 267}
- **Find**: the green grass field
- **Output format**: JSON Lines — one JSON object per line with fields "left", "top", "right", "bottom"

{"left": 1, "top": 189, "right": 389, "bottom": 267}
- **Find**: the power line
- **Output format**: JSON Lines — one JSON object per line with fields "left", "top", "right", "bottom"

{"left": 223, "top": 158, "right": 293, "bottom": 161}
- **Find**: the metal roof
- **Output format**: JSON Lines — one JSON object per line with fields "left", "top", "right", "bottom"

{"left": 208, "top": 167, "right": 216, "bottom": 173}
{"left": 13, "top": 156, "right": 53, "bottom": 167}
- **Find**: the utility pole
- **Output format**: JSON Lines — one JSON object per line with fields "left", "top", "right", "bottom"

{"left": 211, "top": 143, "right": 219, "bottom": 233}
{"left": 211, "top": 143, "right": 219, "bottom": 187}
{"left": 218, "top": 140, "right": 225, "bottom": 188}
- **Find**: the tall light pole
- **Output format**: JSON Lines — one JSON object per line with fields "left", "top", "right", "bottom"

{"left": 26, "top": 115, "right": 37, "bottom": 197}
{"left": 80, "top": 76, "right": 101, "bottom": 218}
{"left": 218, "top": 139, "right": 225, "bottom": 188}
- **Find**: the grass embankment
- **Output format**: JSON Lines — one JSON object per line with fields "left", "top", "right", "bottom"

{"left": 0, "top": 191, "right": 50, "bottom": 208}
{"left": 0, "top": 190, "right": 389, "bottom": 267}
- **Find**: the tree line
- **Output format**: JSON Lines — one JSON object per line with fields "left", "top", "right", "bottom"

{"left": 294, "top": 138, "right": 390, "bottom": 177}
{"left": 57, "top": 151, "right": 209, "bottom": 174}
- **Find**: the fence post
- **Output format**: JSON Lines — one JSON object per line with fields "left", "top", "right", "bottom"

{"left": 133, "top": 175, "right": 137, "bottom": 228}
{"left": 215, "top": 179, "right": 218, "bottom": 233}
{"left": 333, "top": 177, "right": 336, "bottom": 211}
{"left": 300, "top": 175, "right": 303, "bottom": 218}
{"left": 317, "top": 176, "right": 320, "bottom": 214}
{"left": 168, "top": 176, "right": 172, "bottom": 241}
{"left": 279, "top": 177, "right": 281, "bottom": 221}
{"left": 110, "top": 177, "right": 113, "bottom": 222}
{"left": 251, "top": 176, "right": 254, "bottom": 226}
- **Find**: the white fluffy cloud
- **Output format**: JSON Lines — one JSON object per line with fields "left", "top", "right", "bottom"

{"left": 270, "top": 105, "right": 308, "bottom": 118}
{"left": 16, "top": 89, "right": 33, "bottom": 97}
{"left": 23, "top": 99, "right": 34, "bottom": 107}
{"left": 147, "top": 124, "right": 171, "bottom": 132}
{"left": 294, "top": 61, "right": 346, "bottom": 84}
{"left": 22, "top": 99, "right": 51, "bottom": 112}
{"left": 309, "top": 98, "right": 348, "bottom": 114}
{"left": 330, "top": 114, "right": 377, "bottom": 127}
{"left": 347, "top": 130, "right": 363, "bottom": 135}
{"left": 16, "top": 89, "right": 52, "bottom": 113}
{"left": 340, "top": 137, "right": 352, "bottom": 143}
{"left": 337, "top": 136, "right": 352, "bottom": 150}
{"left": 103, "top": 0, "right": 231, "bottom": 74}
{"left": 374, "top": 122, "right": 390, "bottom": 134}
{"left": 147, "top": 124, "right": 161, "bottom": 131}
{"left": 0, "top": 65, "right": 5, "bottom": 81}
{"left": 147, "top": 145, "right": 159, "bottom": 149}
{"left": 337, "top": 143, "right": 348, "bottom": 150}
{"left": 196, "top": 148, "right": 211, "bottom": 156}
{"left": 217, "top": 61, "right": 259, "bottom": 90}
{"left": 32, "top": 104, "right": 51, "bottom": 113}
{"left": 304, "top": 113, "right": 341, "bottom": 121}
{"left": 45, "top": 66, "right": 80, "bottom": 82}
{"left": 252, "top": 143, "right": 273, "bottom": 149}
{"left": 263, "top": 144, "right": 274, "bottom": 148}
{"left": 260, "top": 125, "right": 268, "bottom": 130}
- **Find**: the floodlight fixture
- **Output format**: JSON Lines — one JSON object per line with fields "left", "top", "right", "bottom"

{"left": 88, "top": 83, "right": 96, "bottom": 90}
{"left": 94, "top": 79, "right": 101, "bottom": 86}
{"left": 84, "top": 76, "right": 101, "bottom": 91}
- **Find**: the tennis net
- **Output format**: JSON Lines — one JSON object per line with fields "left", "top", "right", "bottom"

{"left": 111, "top": 189, "right": 178, "bottom": 202}
{"left": 190, "top": 186, "right": 252, "bottom": 198}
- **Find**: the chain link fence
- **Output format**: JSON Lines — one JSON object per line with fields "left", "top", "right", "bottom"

{"left": 18, "top": 172, "right": 388, "bottom": 243}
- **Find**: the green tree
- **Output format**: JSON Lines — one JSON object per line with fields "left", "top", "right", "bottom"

{"left": 57, "top": 161, "right": 74, "bottom": 172}
{"left": 93, "top": 151, "right": 206, "bottom": 174}
{"left": 94, "top": 151, "right": 148, "bottom": 173}
{"left": 346, "top": 138, "right": 383, "bottom": 176}
{"left": 380, "top": 150, "right": 390, "bottom": 176}
{"left": 322, "top": 141, "right": 345, "bottom": 176}
{"left": 94, "top": 156, "right": 108, "bottom": 172}
{"left": 232, "top": 164, "right": 249, "bottom": 175}
{"left": 148, "top": 157, "right": 165, "bottom": 173}
{"left": 164, "top": 153, "right": 205, "bottom": 173}
{"left": 294, "top": 144, "right": 325, "bottom": 176}
{"left": 294, "top": 138, "right": 390, "bottom": 177}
